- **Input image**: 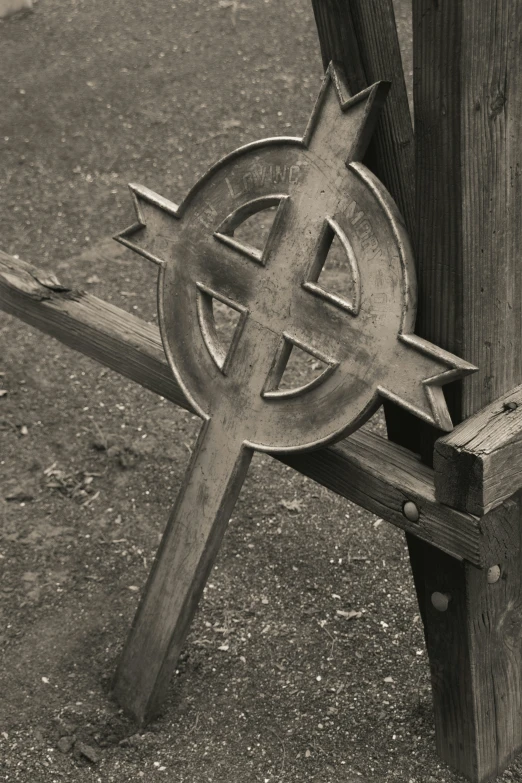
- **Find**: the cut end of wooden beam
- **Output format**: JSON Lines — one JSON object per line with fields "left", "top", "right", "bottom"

{"left": 434, "top": 440, "right": 485, "bottom": 516}
{"left": 434, "top": 384, "right": 522, "bottom": 515}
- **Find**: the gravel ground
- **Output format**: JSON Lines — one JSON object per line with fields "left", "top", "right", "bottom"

{"left": 1, "top": 2, "right": 521, "bottom": 783}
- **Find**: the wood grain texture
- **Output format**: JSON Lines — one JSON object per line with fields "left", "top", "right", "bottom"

{"left": 414, "top": 0, "right": 522, "bottom": 422}
{"left": 0, "top": 250, "right": 191, "bottom": 412}
{"left": 409, "top": 496, "right": 522, "bottom": 783}
{"left": 409, "top": 2, "right": 522, "bottom": 780}
{"left": 434, "top": 384, "right": 522, "bottom": 515}
{"left": 311, "top": 0, "right": 422, "bottom": 453}
{"left": 0, "top": 250, "right": 488, "bottom": 566}
{"left": 313, "top": 2, "right": 522, "bottom": 778}
{"left": 283, "top": 430, "right": 500, "bottom": 569}
{"left": 311, "top": 0, "right": 414, "bottom": 238}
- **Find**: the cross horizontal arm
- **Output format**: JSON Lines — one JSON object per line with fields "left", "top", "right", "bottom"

{"left": 0, "top": 249, "right": 495, "bottom": 567}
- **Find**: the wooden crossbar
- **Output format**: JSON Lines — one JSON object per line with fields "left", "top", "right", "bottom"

{"left": 0, "top": 249, "right": 493, "bottom": 568}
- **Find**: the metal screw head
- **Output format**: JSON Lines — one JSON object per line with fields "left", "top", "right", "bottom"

{"left": 403, "top": 501, "right": 420, "bottom": 523}
{"left": 431, "top": 592, "right": 451, "bottom": 612}
{"left": 503, "top": 401, "right": 518, "bottom": 412}
{"left": 487, "top": 565, "right": 501, "bottom": 584}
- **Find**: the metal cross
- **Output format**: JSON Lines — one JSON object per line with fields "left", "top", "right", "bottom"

{"left": 112, "top": 63, "right": 475, "bottom": 723}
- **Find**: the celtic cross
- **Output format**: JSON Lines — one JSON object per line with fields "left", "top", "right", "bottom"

{"left": 111, "top": 63, "right": 475, "bottom": 722}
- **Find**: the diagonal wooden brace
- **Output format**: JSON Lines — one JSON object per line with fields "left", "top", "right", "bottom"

{"left": 0, "top": 250, "right": 492, "bottom": 568}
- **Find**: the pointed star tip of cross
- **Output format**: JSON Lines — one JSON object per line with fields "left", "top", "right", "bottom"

{"left": 128, "top": 183, "right": 181, "bottom": 218}
{"left": 325, "top": 61, "right": 391, "bottom": 112}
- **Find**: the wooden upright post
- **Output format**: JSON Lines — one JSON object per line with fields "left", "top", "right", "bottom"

{"left": 407, "top": 3, "right": 522, "bottom": 780}
{"left": 313, "top": 0, "right": 522, "bottom": 779}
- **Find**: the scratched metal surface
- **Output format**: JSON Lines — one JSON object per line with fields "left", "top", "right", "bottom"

{"left": 119, "top": 66, "right": 473, "bottom": 452}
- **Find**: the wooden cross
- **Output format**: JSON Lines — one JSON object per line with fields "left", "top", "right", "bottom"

{"left": 111, "top": 63, "right": 474, "bottom": 724}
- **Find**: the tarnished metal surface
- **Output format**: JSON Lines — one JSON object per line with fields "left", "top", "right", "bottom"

{"left": 118, "top": 64, "right": 475, "bottom": 451}
{"left": 111, "top": 65, "right": 477, "bottom": 721}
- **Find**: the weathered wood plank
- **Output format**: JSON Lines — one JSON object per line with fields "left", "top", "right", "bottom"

{"left": 0, "top": 250, "right": 191, "bottom": 412}
{"left": 409, "top": 498, "right": 522, "bottom": 783}
{"left": 318, "top": 0, "right": 522, "bottom": 779}
{"left": 434, "top": 384, "right": 522, "bottom": 516}
{"left": 407, "top": 1, "right": 522, "bottom": 780}
{"left": 283, "top": 431, "right": 511, "bottom": 570}
{"left": 312, "top": 5, "right": 522, "bottom": 779}
{"left": 0, "top": 250, "right": 488, "bottom": 567}
{"left": 414, "top": 2, "right": 522, "bottom": 421}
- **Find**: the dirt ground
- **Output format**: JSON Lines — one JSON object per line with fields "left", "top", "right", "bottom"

{"left": 1, "top": 2, "right": 521, "bottom": 783}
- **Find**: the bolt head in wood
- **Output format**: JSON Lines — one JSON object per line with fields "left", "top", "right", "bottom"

{"left": 487, "top": 565, "right": 501, "bottom": 584}
{"left": 403, "top": 501, "right": 420, "bottom": 522}
{"left": 431, "top": 592, "right": 451, "bottom": 612}
{"left": 503, "top": 401, "right": 518, "bottom": 412}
